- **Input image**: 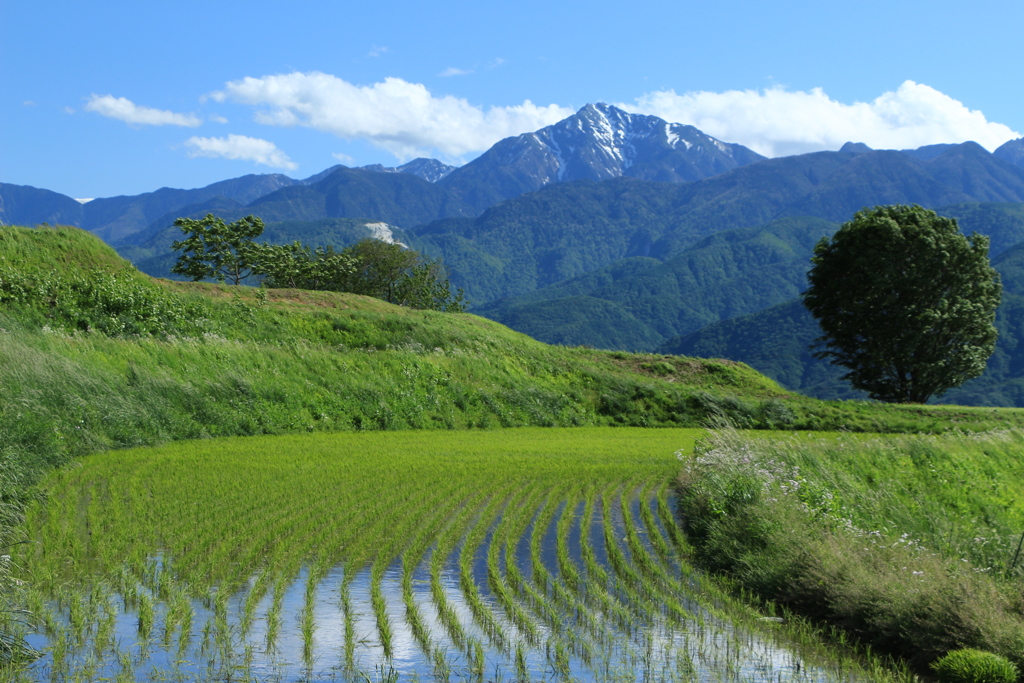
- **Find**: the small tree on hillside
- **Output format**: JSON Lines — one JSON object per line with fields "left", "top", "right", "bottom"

{"left": 340, "top": 239, "right": 466, "bottom": 312}
{"left": 251, "top": 241, "right": 356, "bottom": 291}
{"left": 171, "top": 214, "right": 265, "bottom": 285}
{"left": 802, "top": 204, "right": 1001, "bottom": 403}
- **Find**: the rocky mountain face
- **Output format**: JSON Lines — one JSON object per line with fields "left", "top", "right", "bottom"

{"left": 7, "top": 107, "right": 1022, "bottom": 248}
{"left": 359, "top": 158, "right": 456, "bottom": 183}
{"left": 995, "top": 138, "right": 1024, "bottom": 168}
{"left": 413, "top": 141, "right": 1024, "bottom": 306}
{"left": 438, "top": 103, "right": 765, "bottom": 207}
{"left": 1, "top": 104, "right": 767, "bottom": 244}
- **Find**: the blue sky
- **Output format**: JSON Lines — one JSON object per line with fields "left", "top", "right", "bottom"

{"left": 3, "top": 0, "right": 1022, "bottom": 199}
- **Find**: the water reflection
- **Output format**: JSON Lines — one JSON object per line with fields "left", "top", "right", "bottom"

{"left": 19, "top": 498, "right": 872, "bottom": 683}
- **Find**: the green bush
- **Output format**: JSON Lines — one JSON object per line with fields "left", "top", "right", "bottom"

{"left": 0, "top": 265, "right": 206, "bottom": 337}
{"left": 932, "top": 649, "right": 1018, "bottom": 683}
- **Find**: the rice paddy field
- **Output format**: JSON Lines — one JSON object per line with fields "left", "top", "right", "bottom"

{"left": 3, "top": 427, "right": 918, "bottom": 683}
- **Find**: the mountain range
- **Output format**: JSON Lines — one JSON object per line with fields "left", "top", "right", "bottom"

{"left": 0, "top": 103, "right": 763, "bottom": 243}
{"left": 6, "top": 103, "right": 1024, "bottom": 405}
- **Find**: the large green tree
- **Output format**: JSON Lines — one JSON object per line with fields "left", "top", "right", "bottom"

{"left": 802, "top": 205, "right": 1001, "bottom": 403}
{"left": 170, "top": 214, "right": 264, "bottom": 285}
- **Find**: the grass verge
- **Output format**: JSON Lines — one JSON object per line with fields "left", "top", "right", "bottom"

{"left": 675, "top": 428, "right": 1024, "bottom": 675}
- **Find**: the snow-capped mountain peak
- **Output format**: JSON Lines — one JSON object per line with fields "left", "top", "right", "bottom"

{"left": 440, "top": 103, "right": 765, "bottom": 200}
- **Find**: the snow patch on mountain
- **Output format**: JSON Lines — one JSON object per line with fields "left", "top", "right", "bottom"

{"left": 357, "top": 158, "right": 455, "bottom": 182}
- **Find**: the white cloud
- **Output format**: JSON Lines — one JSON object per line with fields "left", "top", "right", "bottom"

{"left": 209, "top": 115, "right": 229, "bottom": 124}
{"left": 439, "top": 67, "right": 473, "bottom": 77}
{"left": 184, "top": 134, "right": 297, "bottom": 170}
{"left": 368, "top": 45, "right": 389, "bottom": 57}
{"left": 23, "top": 100, "right": 36, "bottom": 106}
{"left": 332, "top": 152, "right": 355, "bottom": 164}
{"left": 626, "top": 81, "right": 1020, "bottom": 157}
{"left": 85, "top": 94, "right": 202, "bottom": 127}
{"left": 212, "top": 72, "right": 573, "bottom": 161}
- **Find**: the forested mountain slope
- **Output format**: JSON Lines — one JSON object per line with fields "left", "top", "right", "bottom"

{"left": 414, "top": 143, "right": 1024, "bottom": 307}
{"left": 475, "top": 217, "right": 836, "bottom": 349}
{"left": 477, "top": 203, "right": 1024, "bottom": 352}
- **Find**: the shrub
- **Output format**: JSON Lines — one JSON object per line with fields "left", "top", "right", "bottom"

{"left": 0, "top": 265, "right": 206, "bottom": 337}
{"left": 931, "top": 649, "right": 1018, "bottom": 683}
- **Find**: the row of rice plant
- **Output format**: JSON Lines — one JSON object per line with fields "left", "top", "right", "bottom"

{"left": 7, "top": 428, "right": 916, "bottom": 682}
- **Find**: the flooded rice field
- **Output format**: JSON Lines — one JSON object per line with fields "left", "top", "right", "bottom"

{"left": 6, "top": 430, "right": 908, "bottom": 683}
{"left": 18, "top": 496, "right": 874, "bottom": 683}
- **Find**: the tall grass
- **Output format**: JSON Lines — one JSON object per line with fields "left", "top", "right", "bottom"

{"left": 3, "top": 226, "right": 1018, "bottom": 509}
{"left": 675, "top": 428, "right": 1024, "bottom": 674}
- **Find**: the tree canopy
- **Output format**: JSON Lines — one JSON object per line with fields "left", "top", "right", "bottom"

{"left": 338, "top": 238, "right": 466, "bottom": 312}
{"left": 802, "top": 204, "right": 1001, "bottom": 403}
{"left": 170, "top": 213, "right": 265, "bottom": 285}
{"left": 249, "top": 241, "right": 356, "bottom": 291}
{"left": 170, "top": 214, "right": 464, "bottom": 312}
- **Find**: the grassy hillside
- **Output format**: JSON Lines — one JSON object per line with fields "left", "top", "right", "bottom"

{"left": 3, "top": 224, "right": 1022, "bottom": 479}
{"left": 2, "top": 224, "right": 1021, "bottom": 558}
{"left": 0, "top": 223, "right": 140, "bottom": 274}
{"left": 3, "top": 225, "right": 1022, "bottom": 531}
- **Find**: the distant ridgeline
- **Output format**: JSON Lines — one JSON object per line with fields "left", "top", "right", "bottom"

{"left": 4, "top": 104, "right": 1024, "bottom": 404}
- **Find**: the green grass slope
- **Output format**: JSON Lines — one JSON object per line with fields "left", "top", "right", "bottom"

{"left": 4, "top": 225, "right": 1021, "bottom": 461}
{"left": 0, "top": 223, "right": 138, "bottom": 274}
{"left": 6, "top": 225, "right": 1024, "bottom": 676}
{"left": 4, "top": 224, "right": 1024, "bottom": 500}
